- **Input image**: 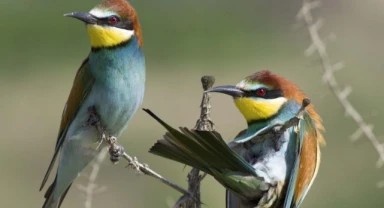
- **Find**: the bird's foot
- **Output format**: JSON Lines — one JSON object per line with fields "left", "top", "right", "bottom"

{"left": 126, "top": 157, "right": 144, "bottom": 175}
{"left": 107, "top": 136, "right": 124, "bottom": 164}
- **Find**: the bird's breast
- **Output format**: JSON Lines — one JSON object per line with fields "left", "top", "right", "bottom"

{"left": 87, "top": 39, "right": 145, "bottom": 136}
{"left": 243, "top": 129, "right": 297, "bottom": 184}
{"left": 87, "top": 79, "right": 144, "bottom": 136}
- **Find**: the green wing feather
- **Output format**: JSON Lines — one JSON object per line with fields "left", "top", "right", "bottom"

{"left": 284, "top": 112, "right": 317, "bottom": 208}
{"left": 145, "top": 109, "right": 265, "bottom": 199}
{"left": 40, "top": 58, "right": 95, "bottom": 191}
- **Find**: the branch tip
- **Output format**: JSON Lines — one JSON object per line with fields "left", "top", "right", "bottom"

{"left": 201, "top": 76, "right": 215, "bottom": 90}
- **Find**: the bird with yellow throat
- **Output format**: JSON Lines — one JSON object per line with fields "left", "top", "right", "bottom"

{"left": 39, "top": 0, "right": 145, "bottom": 207}
{"left": 147, "top": 70, "right": 325, "bottom": 208}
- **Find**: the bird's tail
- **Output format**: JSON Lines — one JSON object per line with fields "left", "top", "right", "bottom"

{"left": 145, "top": 109, "right": 263, "bottom": 199}
{"left": 42, "top": 177, "right": 72, "bottom": 208}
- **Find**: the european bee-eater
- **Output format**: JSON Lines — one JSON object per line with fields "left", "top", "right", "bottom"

{"left": 147, "top": 70, "right": 325, "bottom": 208}
{"left": 39, "top": 0, "right": 145, "bottom": 207}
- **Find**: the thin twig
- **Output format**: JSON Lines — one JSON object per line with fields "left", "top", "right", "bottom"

{"left": 297, "top": 0, "right": 384, "bottom": 185}
{"left": 194, "top": 76, "right": 215, "bottom": 132}
{"left": 173, "top": 76, "right": 216, "bottom": 208}
{"left": 86, "top": 107, "right": 192, "bottom": 197}
{"left": 77, "top": 148, "right": 108, "bottom": 208}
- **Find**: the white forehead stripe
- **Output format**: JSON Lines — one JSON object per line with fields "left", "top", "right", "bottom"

{"left": 236, "top": 80, "right": 268, "bottom": 91}
{"left": 89, "top": 8, "right": 118, "bottom": 18}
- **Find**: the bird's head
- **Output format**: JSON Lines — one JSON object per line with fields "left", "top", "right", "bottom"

{"left": 64, "top": 0, "right": 142, "bottom": 49}
{"left": 207, "top": 70, "right": 319, "bottom": 124}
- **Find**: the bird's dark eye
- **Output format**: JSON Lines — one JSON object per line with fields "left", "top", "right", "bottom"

{"left": 256, "top": 88, "right": 267, "bottom": 97}
{"left": 108, "top": 16, "right": 119, "bottom": 24}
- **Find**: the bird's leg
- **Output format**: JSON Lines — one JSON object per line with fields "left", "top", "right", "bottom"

{"left": 87, "top": 106, "right": 106, "bottom": 149}
{"left": 87, "top": 106, "right": 121, "bottom": 163}
{"left": 87, "top": 106, "right": 99, "bottom": 126}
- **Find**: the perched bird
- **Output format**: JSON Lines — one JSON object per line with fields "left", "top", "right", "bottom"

{"left": 39, "top": 0, "right": 145, "bottom": 207}
{"left": 147, "top": 70, "right": 324, "bottom": 208}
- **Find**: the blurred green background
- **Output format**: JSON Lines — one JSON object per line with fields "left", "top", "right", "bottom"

{"left": 1, "top": 0, "right": 384, "bottom": 207}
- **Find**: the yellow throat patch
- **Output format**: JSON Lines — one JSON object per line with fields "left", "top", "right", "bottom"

{"left": 234, "top": 97, "right": 287, "bottom": 122}
{"left": 87, "top": 25, "right": 134, "bottom": 48}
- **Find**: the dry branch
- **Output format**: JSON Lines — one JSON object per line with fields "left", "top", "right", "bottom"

{"left": 85, "top": 106, "right": 192, "bottom": 198}
{"left": 77, "top": 148, "right": 108, "bottom": 208}
{"left": 297, "top": 0, "right": 384, "bottom": 185}
{"left": 173, "top": 76, "right": 215, "bottom": 208}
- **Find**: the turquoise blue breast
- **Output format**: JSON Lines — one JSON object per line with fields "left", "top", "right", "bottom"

{"left": 88, "top": 36, "right": 146, "bottom": 135}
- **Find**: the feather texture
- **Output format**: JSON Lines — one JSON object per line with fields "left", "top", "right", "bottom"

{"left": 40, "top": 58, "right": 94, "bottom": 191}
{"left": 240, "top": 70, "right": 325, "bottom": 207}
{"left": 147, "top": 70, "right": 324, "bottom": 208}
{"left": 146, "top": 110, "right": 268, "bottom": 201}
{"left": 96, "top": 0, "right": 143, "bottom": 46}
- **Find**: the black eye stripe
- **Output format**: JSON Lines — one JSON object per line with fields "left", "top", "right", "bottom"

{"left": 93, "top": 15, "right": 133, "bottom": 30}
{"left": 116, "top": 21, "right": 134, "bottom": 30}
{"left": 97, "top": 16, "right": 119, "bottom": 24}
{"left": 244, "top": 89, "right": 283, "bottom": 99}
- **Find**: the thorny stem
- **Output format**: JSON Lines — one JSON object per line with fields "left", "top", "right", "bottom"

{"left": 194, "top": 76, "right": 215, "bottom": 131}
{"left": 297, "top": 0, "right": 384, "bottom": 174}
{"left": 175, "top": 76, "right": 216, "bottom": 208}
{"left": 87, "top": 107, "right": 192, "bottom": 198}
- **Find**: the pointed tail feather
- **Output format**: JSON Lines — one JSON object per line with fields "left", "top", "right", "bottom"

{"left": 42, "top": 177, "right": 72, "bottom": 208}
{"left": 42, "top": 195, "right": 59, "bottom": 208}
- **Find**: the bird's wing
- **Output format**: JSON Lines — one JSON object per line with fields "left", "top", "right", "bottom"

{"left": 145, "top": 109, "right": 255, "bottom": 174}
{"left": 232, "top": 122, "right": 279, "bottom": 143}
{"left": 145, "top": 110, "right": 270, "bottom": 198}
{"left": 39, "top": 58, "right": 95, "bottom": 191}
{"left": 284, "top": 112, "right": 320, "bottom": 208}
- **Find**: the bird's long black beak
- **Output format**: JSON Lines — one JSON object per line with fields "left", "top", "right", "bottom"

{"left": 64, "top": 12, "right": 97, "bottom": 24}
{"left": 205, "top": 85, "right": 245, "bottom": 97}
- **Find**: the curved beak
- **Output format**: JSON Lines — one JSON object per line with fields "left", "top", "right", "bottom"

{"left": 205, "top": 85, "right": 245, "bottom": 98}
{"left": 64, "top": 12, "right": 97, "bottom": 24}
